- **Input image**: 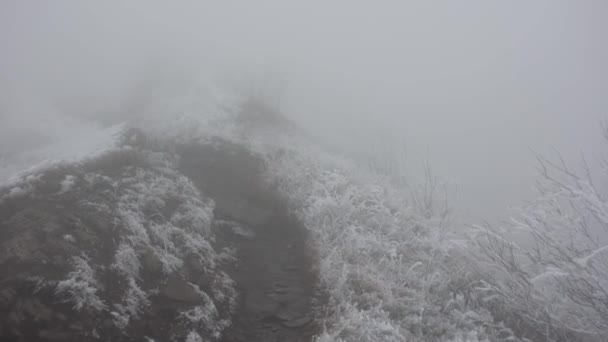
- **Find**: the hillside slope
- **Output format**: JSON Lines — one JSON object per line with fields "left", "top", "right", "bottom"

{"left": 1, "top": 94, "right": 525, "bottom": 342}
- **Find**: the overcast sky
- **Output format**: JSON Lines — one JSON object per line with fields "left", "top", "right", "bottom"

{"left": 1, "top": 1, "right": 606, "bottom": 222}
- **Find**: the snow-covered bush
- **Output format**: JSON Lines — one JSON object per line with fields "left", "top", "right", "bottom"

{"left": 474, "top": 129, "right": 608, "bottom": 341}
{"left": 113, "top": 243, "right": 142, "bottom": 278}
{"left": 185, "top": 330, "right": 205, "bottom": 342}
{"left": 245, "top": 134, "right": 505, "bottom": 341}
{"left": 55, "top": 255, "right": 107, "bottom": 312}
{"left": 112, "top": 277, "right": 150, "bottom": 329}
{"left": 98, "top": 151, "right": 235, "bottom": 334}
{"left": 180, "top": 291, "right": 230, "bottom": 340}
{"left": 315, "top": 303, "right": 407, "bottom": 342}
{"left": 21, "top": 145, "right": 238, "bottom": 340}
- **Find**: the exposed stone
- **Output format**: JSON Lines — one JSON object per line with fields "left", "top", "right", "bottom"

{"left": 161, "top": 274, "right": 201, "bottom": 303}
{"left": 141, "top": 248, "right": 162, "bottom": 274}
{"left": 214, "top": 197, "right": 272, "bottom": 227}
{"left": 281, "top": 316, "right": 312, "bottom": 329}
{"left": 71, "top": 226, "right": 99, "bottom": 246}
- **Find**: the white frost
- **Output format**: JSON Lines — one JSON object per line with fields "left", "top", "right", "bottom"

{"left": 58, "top": 175, "right": 76, "bottom": 194}
{"left": 55, "top": 255, "right": 106, "bottom": 312}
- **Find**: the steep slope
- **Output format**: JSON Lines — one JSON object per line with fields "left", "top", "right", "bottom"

{"left": 0, "top": 89, "right": 527, "bottom": 342}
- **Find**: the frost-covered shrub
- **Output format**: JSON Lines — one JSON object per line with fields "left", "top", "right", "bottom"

{"left": 100, "top": 151, "right": 235, "bottom": 335}
{"left": 0, "top": 95, "right": 238, "bottom": 341}
{"left": 176, "top": 282, "right": 232, "bottom": 340}
{"left": 247, "top": 135, "right": 504, "bottom": 342}
{"left": 40, "top": 149, "right": 238, "bottom": 339}
{"left": 473, "top": 141, "right": 608, "bottom": 341}
{"left": 58, "top": 174, "right": 76, "bottom": 194}
{"left": 209, "top": 271, "right": 237, "bottom": 312}
{"left": 315, "top": 304, "right": 406, "bottom": 342}
{"left": 55, "top": 255, "right": 107, "bottom": 312}
{"left": 112, "top": 277, "right": 150, "bottom": 329}
{"left": 185, "top": 330, "right": 205, "bottom": 342}
{"left": 113, "top": 243, "right": 141, "bottom": 278}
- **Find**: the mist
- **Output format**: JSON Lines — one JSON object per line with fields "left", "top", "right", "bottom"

{"left": 1, "top": 0, "right": 606, "bottom": 222}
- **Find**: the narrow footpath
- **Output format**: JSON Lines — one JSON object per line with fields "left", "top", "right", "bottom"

{"left": 179, "top": 141, "right": 321, "bottom": 342}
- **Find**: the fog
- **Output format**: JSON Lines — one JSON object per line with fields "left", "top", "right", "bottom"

{"left": 1, "top": 0, "right": 606, "bottom": 222}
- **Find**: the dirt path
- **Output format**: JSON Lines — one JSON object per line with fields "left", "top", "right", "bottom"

{"left": 179, "top": 141, "right": 320, "bottom": 342}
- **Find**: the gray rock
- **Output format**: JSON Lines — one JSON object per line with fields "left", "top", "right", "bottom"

{"left": 281, "top": 316, "right": 312, "bottom": 329}
{"left": 161, "top": 275, "right": 201, "bottom": 303}
{"left": 142, "top": 248, "right": 162, "bottom": 274}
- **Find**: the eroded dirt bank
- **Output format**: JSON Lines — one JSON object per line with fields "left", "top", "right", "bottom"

{"left": 179, "top": 141, "right": 321, "bottom": 342}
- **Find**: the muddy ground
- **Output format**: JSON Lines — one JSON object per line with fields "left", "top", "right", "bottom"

{"left": 179, "top": 142, "right": 322, "bottom": 342}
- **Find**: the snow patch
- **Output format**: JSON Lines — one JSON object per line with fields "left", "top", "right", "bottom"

{"left": 251, "top": 132, "right": 498, "bottom": 341}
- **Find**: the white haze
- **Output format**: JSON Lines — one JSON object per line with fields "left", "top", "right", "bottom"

{"left": 1, "top": 0, "right": 606, "bottom": 223}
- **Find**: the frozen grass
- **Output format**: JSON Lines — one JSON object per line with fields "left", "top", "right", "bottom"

{"left": 101, "top": 151, "right": 235, "bottom": 333}
{"left": 3, "top": 87, "right": 534, "bottom": 340}
{"left": 136, "top": 92, "right": 510, "bottom": 341}
{"left": 241, "top": 133, "right": 504, "bottom": 342}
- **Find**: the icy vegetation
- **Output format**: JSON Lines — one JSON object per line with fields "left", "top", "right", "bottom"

{"left": 1, "top": 2, "right": 605, "bottom": 340}
{"left": 55, "top": 255, "right": 107, "bottom": 312}
{"left": 0, "top": 138, "right": 236, "bottom": 340}
{"left": 93, "top": 150, "right": 236, "bottom": 337}
{"left": 194, "top": 93, "right": 608, "bottom": 341}
{"left": 0, "top": 86, "right": 606, "bottom": 341}
{"left": 246, "top": 135, "right": 499, "bottom": 341}
{"left": 134, "top": 94, "right": 503, "bottom": 340}
{"left": 471, "top": 139, "right": 608, "bottom": 341}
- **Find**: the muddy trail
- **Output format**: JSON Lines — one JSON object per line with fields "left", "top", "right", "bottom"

{"left": 179, "top": 141, "right": 321, "bottom": 342}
